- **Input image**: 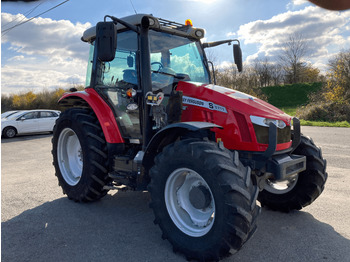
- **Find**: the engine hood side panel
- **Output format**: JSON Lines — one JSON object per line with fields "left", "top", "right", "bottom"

{"left": 177, "top": 82, "right": 292, "bottom": 152}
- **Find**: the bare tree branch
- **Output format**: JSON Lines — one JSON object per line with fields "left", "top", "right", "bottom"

{"left": 279, "top": 33, "right": 310, "bottom": 84}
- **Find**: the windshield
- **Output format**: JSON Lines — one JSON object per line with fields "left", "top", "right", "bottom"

{"left": 1, "top": 111, "right": 19, "bottom": 119}
{"left": 149, "top": 30, "right": 210, "bottom": 90}
{"left": 3, "top": 111, "right": 27, "bottom": 120}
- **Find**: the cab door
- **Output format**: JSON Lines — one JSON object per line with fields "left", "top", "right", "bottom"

{"left": 95, "top": 30, "right": 142, "bottom": 141}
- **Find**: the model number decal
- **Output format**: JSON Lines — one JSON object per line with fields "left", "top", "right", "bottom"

{"left": 182, "top": 96, "right": 227, "bottom": 113}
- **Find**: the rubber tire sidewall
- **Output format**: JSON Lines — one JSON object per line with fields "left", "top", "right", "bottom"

{"left": 152, "top": 150, "right": 227, "bottom": 249}
{"left": 149, "top": 139, "right": 259, "bottom": 260}
{"left": 52, "top": 108, "right": 109, "bottom": 202}
{"left": 258, "top": 135, "right": 327, "bottom": 212}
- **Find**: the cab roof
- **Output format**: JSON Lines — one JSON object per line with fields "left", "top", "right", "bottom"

{"left": 82, "top": 14, "right": 205, "bottom": 43}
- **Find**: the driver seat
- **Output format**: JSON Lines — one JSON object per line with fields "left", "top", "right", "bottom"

{"left": 123, "top": 69, "right": 138, "bottom": 85}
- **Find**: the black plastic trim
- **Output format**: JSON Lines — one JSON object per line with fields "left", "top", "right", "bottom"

{"left": 266, "top": 154, "right": 306, "bottom": 180}
{"left": 291, "top": 117, "right": 301, "bottom": 152}
{"left": 142, "top": 121, "right": 222, "bottom": 168}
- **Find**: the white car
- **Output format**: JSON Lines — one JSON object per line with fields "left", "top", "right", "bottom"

{"left": 1, "top": 110, "right": 20, "bottom": 119}
{"left": 1, "top": 109, "right": 61, "bottom": 138}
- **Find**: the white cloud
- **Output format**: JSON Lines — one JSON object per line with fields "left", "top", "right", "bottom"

{"left": 286, "top": 0, "right": 309, "bottom": 10}
{"left": 226, "top": 32, "right": 237, "bottom": 38}
{"left": 1, "top": 13, "right": 92, "bottom": 94}
{"left": 1, "top": 65, "right": 85, "bottom": 93}
{"left": 237, "top": 6, "right": 350, "bottom": 71}
{"left": 217, "top": 60, "right": 232, "bottom": 70}
{"left": 293, "top": 0, "right": 308, "bottom": 5}
{"left": 8, "top": 55, "right": 25, "bottom": 61}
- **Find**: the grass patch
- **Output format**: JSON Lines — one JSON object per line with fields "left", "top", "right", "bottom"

{"left": 300, "top": 120, "right": 350, "bottom": 127}
{"left": 262, "top": 82, "right": 322, "bottom": 108}
{"left": 280, "top": 106, "right": 350, "bottom": 127}
{"left": 263, "top": 82, "right": 349, "bottom": 127}
{"left": 281, "top": 107, "right": 297, "bottom": 116}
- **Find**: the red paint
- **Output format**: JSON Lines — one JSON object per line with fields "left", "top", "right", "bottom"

{"left": 59, "top": 89, "right": 124, "bottom": 144}
{"left": 178, "top": 82, "right": 292, "bottom": 152}
{"left": 60, "top": 83, "right": 293, "bottom": 152}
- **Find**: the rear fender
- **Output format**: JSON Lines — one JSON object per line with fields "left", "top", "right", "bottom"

{"left": 58, "top": 89, "right": 124, "bottom": 144}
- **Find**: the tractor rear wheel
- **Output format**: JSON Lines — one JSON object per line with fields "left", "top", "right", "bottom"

{"left": 258, "top": 135, "right": 327, "bottom": 212}
{"left": 52, "top": 108, "right": 110, "bottom": 202}
{"left": 148, "top": 139, "right": 260, "bottom": 261}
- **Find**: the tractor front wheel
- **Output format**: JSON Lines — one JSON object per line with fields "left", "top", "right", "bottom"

{"left": 258, "top": 135, "right": 327, "bottom": 212}
{"left": 148, "top": 139, "right": 260, "bottom": 261}
{"left": 52, "top": 108, "right": 110, "bottom": 202}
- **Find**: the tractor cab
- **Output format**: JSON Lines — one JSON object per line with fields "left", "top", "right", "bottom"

{"left": 82, "top": 15, "right": 215, "bottom": 142}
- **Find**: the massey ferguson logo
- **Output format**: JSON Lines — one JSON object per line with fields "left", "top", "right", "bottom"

{"left": 182, "top": 96, "right": 228, "bottom": 113}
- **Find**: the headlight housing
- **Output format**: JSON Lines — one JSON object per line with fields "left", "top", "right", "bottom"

{"left": 250, "top": 115, "right": 287, "bottom": 129}
{"left": 250, "top": 115, "right": 291, "bottom": 144}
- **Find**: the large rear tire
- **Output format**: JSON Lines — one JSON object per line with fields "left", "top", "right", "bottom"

{"left": 258, "top": 135, "right": 327, "bottom": 212}
{"left": 52, "top": 108, "right": 110, "bottom": 202}
{"left": 148, "top": 139, "right": 260, "bottom": 261}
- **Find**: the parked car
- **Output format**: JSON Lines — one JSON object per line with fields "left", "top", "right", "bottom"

{"left": 1, "top": 110, "right": 61, "bottom": 138}
{"left": 1, "top": 111, "right": 20, "bottom": 119}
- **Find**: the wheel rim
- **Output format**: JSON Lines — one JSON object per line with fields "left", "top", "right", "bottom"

{"left": 264, "top": 174, "right": 299, "bottom": 194}
{"left": 57, "top": 128, "right": 83, "bottom": 186}
{"left": 6, "top": 128, "right": 16, "bottom": 138}
{"left": 165, "top": 168, "right": 215, "bottom": 237}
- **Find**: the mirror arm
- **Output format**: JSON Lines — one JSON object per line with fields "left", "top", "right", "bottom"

{"left": 202, "top": 39, "right": 240, "bottom": 49}
{"left": 104, "top": 15, "right": 139, "bottom": 33}
{"left": 208, "top": 61, "right": 216, "bottom": 85}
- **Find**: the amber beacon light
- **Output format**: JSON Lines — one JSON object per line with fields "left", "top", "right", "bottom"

{"left": 185, "top": 19, "right": 193, "bottom": 26}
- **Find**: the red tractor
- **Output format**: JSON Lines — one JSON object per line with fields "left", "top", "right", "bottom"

{"left": 52, "top": 14, "right": 327, "bottom": 261}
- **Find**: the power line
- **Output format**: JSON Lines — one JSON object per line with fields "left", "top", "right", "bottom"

{"left": 2, "top": 0, "right": 46, "bottom": 29}
{"left": 1, "top": 0, "right": 70, "bottom": 36}
{"left": 129, "top": 0, "right": 137, "bottom": 14}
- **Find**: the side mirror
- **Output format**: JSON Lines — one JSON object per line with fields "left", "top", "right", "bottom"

{"left": 233, "top": 44, "right": 243, "bottom": 72}
{"left": 96, "top": 21, "right": 117, "bottom": 62}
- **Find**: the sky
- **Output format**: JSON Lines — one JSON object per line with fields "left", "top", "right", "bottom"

{"left": 1, "top": 0, "right": 350, "bottom": 94}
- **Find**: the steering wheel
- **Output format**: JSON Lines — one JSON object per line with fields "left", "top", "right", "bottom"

{"left": 151, "top": 62, "right": 163, "bottom": 72}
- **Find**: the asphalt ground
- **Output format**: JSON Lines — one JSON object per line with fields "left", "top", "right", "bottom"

{"left": 2, "top": 126, "right": 350, "bottom": 262}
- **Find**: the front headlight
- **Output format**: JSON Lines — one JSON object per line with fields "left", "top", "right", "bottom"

{"left": 250, "top": 115, "right": 287, "bottom": 129}
{"left": 250, "top": 115, "right": 291, "bottom": 144}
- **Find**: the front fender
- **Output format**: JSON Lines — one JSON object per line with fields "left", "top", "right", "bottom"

{"left": 58, "top": 88, "right": 124, "bottom": 144}
{"left": 142, "top": 121, "right": 222, "bottom": 168}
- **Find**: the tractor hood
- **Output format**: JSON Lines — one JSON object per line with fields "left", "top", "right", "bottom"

{"left": 177, "top": 82, "right": 291, "bottom": 124}
{"left": 177, "top": 82, "right": 292, "bottom": 151}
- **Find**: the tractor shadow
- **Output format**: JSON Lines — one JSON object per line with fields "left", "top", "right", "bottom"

{"left": 229, "top": 207, "right": 350, "bottom": 262}
{"left": 2, "top": 192, "right": 350, "bottom": 262}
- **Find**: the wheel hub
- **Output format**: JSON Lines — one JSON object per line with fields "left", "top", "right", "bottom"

{"left": 57, "top": 128, "right": 83, "bottom": 186}
{"left": 264, "top": 174, "right": 299, "bottom": 194}
{"left": 165, "top": 168, "right": 215, "bottom": 237}
{"left": 189, "top": 185, "right": 212, "bottom": 210}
